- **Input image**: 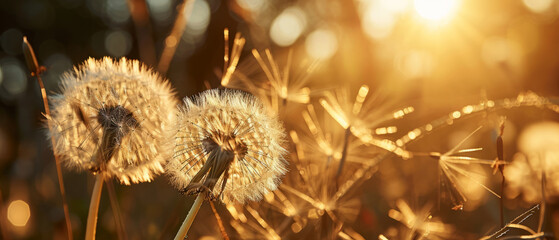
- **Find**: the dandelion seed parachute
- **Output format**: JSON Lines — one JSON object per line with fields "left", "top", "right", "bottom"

{"left": 48, "top": 57, "right": 177, "bottom": 185}
{"left": 387, "top": 200, "right": 454, "bottom": 239}
{"left": 167, "top": 89, "right": 288, "bottom": 204}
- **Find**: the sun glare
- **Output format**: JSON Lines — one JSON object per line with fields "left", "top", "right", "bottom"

{"left": 414, "top": 0, "right": 459, "bottom": 21}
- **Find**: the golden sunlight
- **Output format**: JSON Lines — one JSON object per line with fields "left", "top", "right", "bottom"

{"left": 413, "top": 0, "right": 459, "bottom": 21}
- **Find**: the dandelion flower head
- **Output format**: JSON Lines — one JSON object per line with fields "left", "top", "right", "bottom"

{"left": 167, "top": 89, "right": 287, "bottom": 204}
{"left": 48, "top": 57, "right": 177, "bottom": 185}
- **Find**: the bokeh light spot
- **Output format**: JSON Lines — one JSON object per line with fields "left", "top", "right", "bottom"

{"left": 518, "top": 121, "right": 559, "bottom": 153}
{"left": 305, "top": 29, "right": 338, "bottom": 60}
{"left": 106, "top": 0, "right": 130, "bottom": 24}
{"left": 377, "top": 0, "right": 410, "bottom": 13}
{"left": 395, "top": 50, "right": 433, "bottom": 79}
{"left": 270, "top": 7, "right": 307, "bottom": 47}
{"left": 362, "top": 6, "right": 396, "bottom": 40}
{"left": 1, "top": 29, "right": 23, "bottom": 55}
{"left": 185, "top": 0, "right": 211, "bottom": 35}
{"left": 7, "top": 200, "right": 30, "bottom": 227}
{"left": 104, "top": 30, "right": 132, "bottom": 57}
{"left": 146, "top": 0, "right": 173, "bottom": 25}
{"left": 0, "top": 59, "right": 27, "bottom": 96}
{"left": 523, "top": 0, "right": 553, "bottom": 13}
{"left": 414, "top": 0, "right": 459, "bottom": 21}
{"left": 236, "top": 0, "right": 267, "bottom": 12}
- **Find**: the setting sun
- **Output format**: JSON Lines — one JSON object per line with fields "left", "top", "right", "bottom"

{"left": 414, "top": 0, "right": 460, "bottom": 21}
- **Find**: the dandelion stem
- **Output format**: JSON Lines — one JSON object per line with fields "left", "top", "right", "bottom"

{"left": 500, "top": 175, "right": 505, "bottom": 227}
{"left": 86, "top": 174, "right": 104, "bottom": 240}
{"left": 0, "top": 188, "right": 11, "bottom": 240}
{"left": 537, "top": 169, "right": 546, "bottom": 234}
{"left": 336, "top": 127, "right": 351, "bottom": 180}
{"left": 497, "top": 126, "right": 505, "bottom": 228}
{"left": 175, "top": 194, "right": 204, "bottom": 240}
{"left": 105, "top": 178, "right": 128, "bottom": 240}
{"left": 209, "top": 201, "right": 229, "bottom": 240}
{"left": 23, "top": 36, "right": 73, "bottom": 240}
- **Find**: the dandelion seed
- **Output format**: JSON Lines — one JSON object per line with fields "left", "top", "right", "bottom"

{"left": 223, "top": 48, "right": 316, "bottom": 112}
{"left": 320, "top": 85, "right": 414, "bottom": 134}
{"left": 227, "top": 202, "right": 291, "bottom": 239}
{"left": 388, "top": 200, "right": 453, "bottom": 239}
{"left": 48, "top": 57, "right": 177, "bottom": 184}
{"left": 220, "top": 29, "right": 246, "bottom": 87}
{"left": 167, "top": 88, "right": 288, "bottom": 204}
{"left": 426, "top": 127, "right": 502, "bottom": 209}
{"left": 319, "top": 85, "right": 413, "bottom": 168}
{"left": 298, "top": 104, "right": 376, "bottom": 167}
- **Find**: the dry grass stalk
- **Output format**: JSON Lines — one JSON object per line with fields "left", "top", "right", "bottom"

{"left": 158, "top": 0, "right": 196, "bottom": 75}
{"left": 22, "top": 36, "right": 74, "bottom": 240}
{"left": 126, "top": 0, "right": 157, "bottom": 66}
{"left": 0, "top": 189, "right": 11, "bottom": 240}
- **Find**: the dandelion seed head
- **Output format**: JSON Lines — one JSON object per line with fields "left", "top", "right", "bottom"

{"left": 167, "top": 89, "right": 287, "bottom": 204}
{"left": 48, "top": 57, "right": 177, "bottom": 185}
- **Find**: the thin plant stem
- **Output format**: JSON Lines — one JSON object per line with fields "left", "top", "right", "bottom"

{"left": 538, "top": 171, "right": 546, "bottom": 235}
{"left": 496, "top": 121, "right": 505, "bottom": 228}
{"left": 104, "top": 178, "right": 128, "bottom": 240}
{"left": 126, "top": 0, "right": 157, "bottom": 66}
{"left": 157, "top": 0, "right": 195, "bottom": 75}
{"left": 0, "top": 188, "right": 11, "bottom": 240}
{"left": 222, "top": 28, "right": 230, "bottom": 82}
{"left": 537, "top": 152, "right": 547, "bottom": 236}
{"left": 22, "top": 36, "right": 73, "bottom": 240}
{"left": 174, "top": 194, "right": 204, "bottom": 240}
{"left": 209, "top": 201, "right": 229, "bottom": 240}
{"left": 220, "top": 29, "right": 245, "bottom": 87}
{"left": 86, "top": 174, "right": 104, "bottom": 240}
{"left": 336, "top": 127, "right": 351, "bottom": 180}
{"left": 500, "top": 175, "right": 505, "bottom": 227}
{"left": 159, "top": 200, "right": 184, "bottom": 240}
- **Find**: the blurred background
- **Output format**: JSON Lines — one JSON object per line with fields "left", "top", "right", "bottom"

{"left": 1, "top": 0, "right": 559, "bottom": 239}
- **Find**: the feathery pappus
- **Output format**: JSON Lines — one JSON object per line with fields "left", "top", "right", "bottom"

{"left": 167, "top": 89, "right": 288, "bottom": 204}
{"left": 48, "top": 57, "right": 177, "bottom": 185}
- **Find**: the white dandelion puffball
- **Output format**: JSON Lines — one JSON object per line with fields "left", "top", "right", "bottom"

{"left": 48, "top": 57, "right": 177, "bottom": 185}
{"left": 167, "top": 89, "right": 288, "bottom": 204}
